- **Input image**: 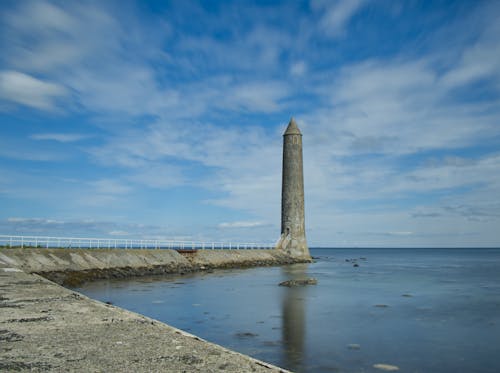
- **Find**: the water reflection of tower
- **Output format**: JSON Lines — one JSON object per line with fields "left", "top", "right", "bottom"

{"left": 281, "top": 263, "right": 308, "bottom": 372}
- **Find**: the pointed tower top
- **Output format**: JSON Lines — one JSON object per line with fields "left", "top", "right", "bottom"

{"left": 284, "top": 117, "right": 302, "bottom": 136}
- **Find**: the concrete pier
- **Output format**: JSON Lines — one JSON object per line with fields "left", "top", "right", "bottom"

{"left": 0, "top": 267, "right": 289, "bottom": 372}
{"left": 0, "top": 250, "right": 295, "bottom": 372}
{"left": 0, "top": 248, "right": 304, "bottom": 287}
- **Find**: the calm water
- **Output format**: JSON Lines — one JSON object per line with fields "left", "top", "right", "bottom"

{"left": 75, "top": 248, "right": 500, "bottom": 372}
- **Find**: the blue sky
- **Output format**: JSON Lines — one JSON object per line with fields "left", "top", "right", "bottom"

{"left": 1, "top": 0, "right": 499, "bottom": 247}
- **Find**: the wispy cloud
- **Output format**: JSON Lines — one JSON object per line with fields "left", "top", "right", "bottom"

{"left": 90, "top": 179, "right": 132, "bottom": 196}
{"left": 0, "top": 70, "right": 67, "bottom": 111}
{"left": 30, "top": 133, "right": 89, "bottom": 143}
{"left": 218, "top": 221, "right": 268, "bottom": 229}
{"left": 0, "top": 1, "right": 499, "bottom": 247}
{"left": 312, "top": 0, "right": 367, "bottom": 38}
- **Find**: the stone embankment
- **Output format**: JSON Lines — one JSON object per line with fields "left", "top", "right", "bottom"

{"left": 0, "top": 248, "right": 303, "bottom": 372}
{"left": 0, "top": 247, "right": 306, "bottom": 286}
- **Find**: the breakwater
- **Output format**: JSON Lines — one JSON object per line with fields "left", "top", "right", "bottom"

{"left": 0, "top": 247, "right": 305, "bottom": 372}
{"left": 0, "top": 248, "right": 306, "bottom": 286}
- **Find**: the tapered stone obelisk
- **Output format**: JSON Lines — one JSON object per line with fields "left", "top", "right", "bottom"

{"left": 276, "top": 118, "right": 310, "bottom": 259}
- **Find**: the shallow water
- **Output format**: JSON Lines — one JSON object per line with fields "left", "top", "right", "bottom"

{"left": 75, "top": 248, "right": 500, "bottom": 372}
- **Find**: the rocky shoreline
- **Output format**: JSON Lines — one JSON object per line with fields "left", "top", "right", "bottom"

{"left": 39, "top": 256, "right": 308, "bottom": 287}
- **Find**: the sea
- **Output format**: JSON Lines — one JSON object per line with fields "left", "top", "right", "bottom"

{"left": 74, "top": 248, "right": 500, "bottom": 373}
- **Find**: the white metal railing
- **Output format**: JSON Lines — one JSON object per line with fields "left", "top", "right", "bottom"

{"left": 0, "top": 235, "right": 275, "bottom": 250}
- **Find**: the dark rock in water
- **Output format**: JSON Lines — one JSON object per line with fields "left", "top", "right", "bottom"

{"left": 279, "top": 278, "right": 318, "bottom": 287}
{"left": 402, "top": 294, "right": 413, "bottom": 297}
{"left": 235, "top": 332, "right": 259, "bottom": 338}
{"left": 353, "top": 263, "right": 359, "bottom": 267}
{"left": 374, "top": 304, "right": 389, "bottom": 308}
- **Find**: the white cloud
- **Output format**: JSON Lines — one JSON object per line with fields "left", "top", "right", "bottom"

{"left": 224, "top": 81, "right": 289, "bottom": 113}
{"left": 30, "top": 133, "right": 89, "bottom": 142}
{"left": 109, "top": 230, "right": 129, "bottom": 236}
{"left": 7, "top": 217, "right": 63, "bottom": 224}
{"left": 1, "top": 1, "right": 499, "bottom": 247}
{"left": 441, "top": 16, "right": 500, "bottom": 89}
{"left": 313, "top": 0, "right": 367, "bottom": 37}
{"left": 1, "top": 0, "right": 173, "bottom": 116}
{"left": 0, "top": 70, "right": 66, "bottom": 110}
{"left": 127, "top": 164, "right": 186, "bottom": 189}
{"left": 218, "top": 221, "right": 268, "bottom": 229}
{"left": 301, "top": 54, "right": 499, "bottom": 161}
{"left": 290, "top": 61, "right": 307, "bottom": 77}
{"left": 90, "top": 179, "right": 132, "bottom": 196}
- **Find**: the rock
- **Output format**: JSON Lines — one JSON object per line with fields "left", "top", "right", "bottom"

{"left": 353, "top": 263, "right": 359, "bottom": 267}
{"left": 402, "top": 294, "right": 413, "bottom": 297}
{"left": 374, "top": 304, "right": 389, "bottom": 308}
{"left": 278, "top": 278, "right": 318, "bottom": 287}
{"left": 373, "top": 363, "right": 399, "bottom": 371}
{"left": 347, "top": 344, "right": 360, "bottom": 350}
{"left": 235, "top": 332, "right": 259, "bottom": 338}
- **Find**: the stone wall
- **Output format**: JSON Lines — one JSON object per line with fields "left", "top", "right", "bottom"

{"left": 0, "top": 248, "right": 308, "bottom": 286}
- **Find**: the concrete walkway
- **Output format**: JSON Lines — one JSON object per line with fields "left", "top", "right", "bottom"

{"left": 0, "top": 265, "right": 290, "bottom": 372}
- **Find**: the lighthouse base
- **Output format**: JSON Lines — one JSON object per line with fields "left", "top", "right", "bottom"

{"left": 276, "top": 233, "right": 311, "bottom": 260}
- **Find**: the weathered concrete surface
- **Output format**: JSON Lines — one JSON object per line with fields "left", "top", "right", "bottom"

{"left": 189, "top": 249, "right": 296, "bottom": 266}
{"left": 0, "top": 248, "right": 307, "bottom": 287}
{"left": 0, "top": 265, "right": 291, "bottom": 372}
{"left": 0, "top": 248, "right": 190, "bottom": 272}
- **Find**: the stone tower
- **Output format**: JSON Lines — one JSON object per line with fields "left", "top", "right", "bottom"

{"left": 276, "top": 118, "right": 310, "bottom": 259}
